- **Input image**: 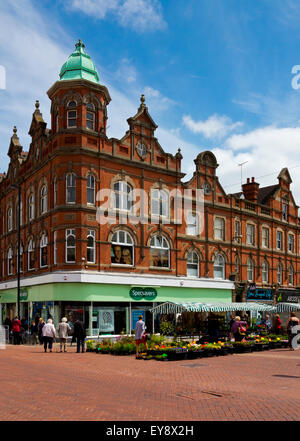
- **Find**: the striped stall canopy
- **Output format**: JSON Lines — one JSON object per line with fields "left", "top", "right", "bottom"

{"left": 150, "top": 301, "right": 277, "bottom": 315}
{"left": 275, "top": 303, "right": 300, "bottom": 313}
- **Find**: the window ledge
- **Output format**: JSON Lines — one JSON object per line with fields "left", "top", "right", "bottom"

{"left": 149, "top": 267, "right": 172, "bottom": 271}
{"left": 110, "top": 264, "right": 134, "bottom": 268}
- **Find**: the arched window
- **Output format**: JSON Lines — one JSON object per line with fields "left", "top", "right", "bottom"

{"left": 67, "top": 100, "right": 77, "bottom": 128}
{"left": 213, "top": 254, "right": 225, "bottom": 279}
{"left": 234, "top": 256, "right": 240, "bottom": 275}
{"left": 66, "top": 229, "right": 76, "bottom": 263}
{"left": 150, "top": 235, "right": 170, "bottom": 268}
{"left": 54, "top": 178, "right": 57, "bottom": 206}
{"left": 113, "top": 181, "right": 132, "bottom": 211}
{"left": 151, "top": 189, "right": 169, "bottom": 217}
{"left": 277, "top": 263, "right": 283, "bottom": 284}
{"left": 87, "top": 174, "right": 95, "bottom": 205}
{"left": 40, "top": 185, "right": 48, "bottom": 214}
{"left": 247, "top": 258, "right": 255, "bottom": 281}
{"left": 28, "top": 194, "right": 35, "bottom": 221}
{"left": 87, "top": 230, "right": 95, "bottom": 263}
{"left": 28, "top": 239, "right": 35, "bottom": 270}
{"left": 288, "top": 264, "right": 293, "bottom": 285}
{"left": 86, "top": 102, "right": 95, "bottom": 130}
{"left": 187, "top": 251, "right": 199, "bottom": 277}
{"left": 7, "top": 208, "right": 12, "bottom": 232}
{"left": 186, "top": 213, "right": 198, "bottom": 236}
{"left": 40, "top": 234, "right": 48, "bottom": 267}
{"left": 262, "top": 260, "right": 269, "bottom": 283}
{"left": 111, "top": 230, "right": 134, "bottom": 265}
{"left": 7, "top": 248, "right": 13, "bottom": 275}
{"left": 66, "top": 173, "right": 76, "bottom": 204}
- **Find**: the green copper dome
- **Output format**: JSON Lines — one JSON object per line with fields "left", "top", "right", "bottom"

{"left": 59, "top": 40, "right": 100, "bottom": 84}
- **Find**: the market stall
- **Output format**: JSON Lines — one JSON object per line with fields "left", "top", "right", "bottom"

{"left": 149, "top": 301, "right": 277, "bottom": 314}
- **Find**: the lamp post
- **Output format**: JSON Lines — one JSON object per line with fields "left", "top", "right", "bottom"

{"left": 11, "top": 184, "right": 21, "bottom": 318}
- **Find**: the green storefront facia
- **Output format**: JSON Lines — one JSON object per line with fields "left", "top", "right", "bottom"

{"left": 0, "top": 282, "right": 232, "bottom": 304}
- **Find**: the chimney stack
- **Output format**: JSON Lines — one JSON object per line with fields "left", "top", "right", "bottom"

{"left": 242, "top": 177, "right": 259, "bottom": 202}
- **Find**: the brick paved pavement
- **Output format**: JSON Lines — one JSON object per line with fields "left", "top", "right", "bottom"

{"left": 0, "top": 344, "right": 299, "bottom": 421}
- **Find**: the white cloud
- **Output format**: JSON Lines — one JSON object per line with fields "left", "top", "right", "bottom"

{"left": 68, "top": 0, "right": 166, "bottom": 32}
{"left": 115, "top": 58, "right": 137, "bottom": 84}
{"left": 183, "top": 114, "right": 243, "bottom": 139}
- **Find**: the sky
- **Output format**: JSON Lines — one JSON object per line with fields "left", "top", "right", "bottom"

{"left": 1, "top": 0, "right": 300, "bottom": 201}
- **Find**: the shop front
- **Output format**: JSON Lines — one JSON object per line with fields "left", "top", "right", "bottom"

{"left": 276, "top": 288, "right": 300, "bottom": 323}
{"left": 246, "top": 285, "right": 274, "bottom": 322}
{"left": 0, "top": 272, "right": 234, "bottom": 336}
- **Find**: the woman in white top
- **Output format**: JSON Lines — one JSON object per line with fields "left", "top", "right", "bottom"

{"left": 42, "top": 319, "right": 56, "bottom": 353}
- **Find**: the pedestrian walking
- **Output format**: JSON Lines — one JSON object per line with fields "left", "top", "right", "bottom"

{"left": 12, "top": 316, "right": 22, "bottom": 345}
{"left": 38, "top": 317, "right": 45, "bottom": 345}
{"left": 287, "top": 312, "right": 299, "bottom": 350}
{"left": 135, "top": 314, "right": 146, "bottom": 359}
{"left": 231, "top": 316, "right": 247, "bottom": 342}
{"left": 58, "top": 317, "right": 71, "bottom": 352}
{"left": 30, "top": 320, "right": 38, "bottom": 345}
{"left": 265, "top": 315, "right": 272, "bottom": 333}
{"left": 42, "top": 318, "right": 56, "bottom": 353}
{"left": 274, "top": 314, "right": 282, "bottom": 335}
{"left": 73, "top": 319, "right": 86, "bottom": 353}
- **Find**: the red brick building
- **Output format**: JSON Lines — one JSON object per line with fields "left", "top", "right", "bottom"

{"left": 0, "top": 41, "right": 299, "bottom": 332}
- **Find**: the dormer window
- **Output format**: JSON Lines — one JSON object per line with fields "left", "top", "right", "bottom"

{"left": 86, "top": 102, "right": 95, "bottom": 130}
{"left": 67, "top": 100, "right": 77, "bottom": 128}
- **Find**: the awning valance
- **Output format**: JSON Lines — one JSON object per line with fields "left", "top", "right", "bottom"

{"left": 275, "top": 303, "right": 300, "bottom": 313}
{"left": 150, "top": 301, "right": 277, "bottom": 314}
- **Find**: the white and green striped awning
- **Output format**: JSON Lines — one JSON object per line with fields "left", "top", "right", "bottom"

{"left": 275, "top": 303, "right": 300, "bottom": 313}
{"left": 150, "top": 301, "right": 276, "bottom": 314}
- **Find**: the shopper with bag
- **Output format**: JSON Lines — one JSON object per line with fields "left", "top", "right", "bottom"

{"left": 58, "top": 317, "right": 71, "bottom": 353}
{"left": 231, "top": 316, "right": 247, "bottom": 342}
{"left": 42, "top": 318, "right": 56, "bottom": 353}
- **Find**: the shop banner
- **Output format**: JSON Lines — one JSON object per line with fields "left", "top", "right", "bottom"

{"left": 99, "top": 310, "right": 114, "bottom": 332}
{"left": 129, "top": 287, "right": 157, "bottom": 301}
{"left": 132, "top": 310, "right": 145, "bottom": 330}
{"left": 247, "top": 288, "right": 273, "bottom": 301}
{"left": 277, "top": 290, "right": 300, "bottom": 303}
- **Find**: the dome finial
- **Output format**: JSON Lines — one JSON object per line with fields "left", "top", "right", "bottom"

{"left": 13, "top": 126, "right": 17, "bottom": 134}
{"left": 35, "top": 100, "right": 40, "bottom": 109}
{"left": 75, "top": 39, "right": 85, "bottom": 52}
{"left": 139, "top": 94, "right": 146, "bottom": 111}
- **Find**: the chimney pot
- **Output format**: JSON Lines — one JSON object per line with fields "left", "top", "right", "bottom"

{"left": 251, "top": 177, "right": 255, "bottom": 182}
{"left": 247, "top": 178, "right": 250, "bottom": 183}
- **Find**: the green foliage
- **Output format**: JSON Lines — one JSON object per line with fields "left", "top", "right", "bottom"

{"left": 159, "top": 321, "right": 174, "bottom": 336}
{"left": 148, "top": 334, "right": 166, "bottom": 347}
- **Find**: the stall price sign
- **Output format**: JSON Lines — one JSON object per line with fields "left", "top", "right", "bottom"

{"left": 129, "top": 287, "right": 157, "bottom": 301}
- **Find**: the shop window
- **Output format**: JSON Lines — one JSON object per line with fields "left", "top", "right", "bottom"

{"left": 66, "top": 173, "right": 76, "bottom": 204}
{"left": 151, "top": 189, "right": 169, "bottom": 217}
{"left": 7, "top": 207, "right": 12, "bottom": 232}
{"left": 67, "top": 101, "right": 77, "bottom": 128}
{"left": 28, "top": 239, "right": 35, "bottom": 270}
{"left": 277, "top": 263, "right": 283, "bottom": 284}
{"left": 40, "top": 185, "right": 48, "bottom": 214}
{"left": 66, "top": 229, "right": 76, "bottom": 263}
{"left": 111, "top": 230, "right": 134, "bottom": 265}
{"left": 113, "top": 181, "right": 132, "bottom": 211}
{"left": 262, "top": 260, "right": 269, "bottom": 283}
{"left": 28, "top": 194, "right": 35, "bottom": 221}
{"left": 87, "top": 174, "right": 95, "bottom": 205}
{"left": 247, "top": 259, "right": 255, "bottom": 282}
{"left": 7, "top": 248, "right": 13, "bottom": 275}
{"left": 150, "top": 235, "right": 170, "bottom": 268}
{"left": 186, "top": 213, "right": 198, "bottom": 236}
{"left": 40, "top": 234, "right": 48, "bottom": 267}
{"left": 87, "top": 230, "right": 96, "bottom": 263}
{"left": 187, "top": 251, "right": 199, "bottom": 277}
{"left": 86, "top": 103, "right": 95, "bottom": 130}
{"left": 213, "top": 254, "right": 225, "bottom": 279}
{"left": 214, "top": 217, "right": 225, "bottom": 241}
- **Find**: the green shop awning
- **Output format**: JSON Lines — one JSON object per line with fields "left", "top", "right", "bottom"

{"left": 150, "top": 301, "right": 277, "bottom": 314}
{"left": 275, "top": 303, "right": 300, "bottom": 313}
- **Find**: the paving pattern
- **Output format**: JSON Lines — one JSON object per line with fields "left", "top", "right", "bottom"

{"left": 0, "top": 344, "right": 299, "bottom": 421}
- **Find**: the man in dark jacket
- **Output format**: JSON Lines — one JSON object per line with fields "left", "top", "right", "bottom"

{"left": 73, "top": 320, "right": 86, "bottom": 353}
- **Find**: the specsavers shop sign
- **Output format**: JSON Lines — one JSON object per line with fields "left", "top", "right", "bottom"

{"left": 129, "top": 287, "right": 157, "bottom": 301}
